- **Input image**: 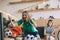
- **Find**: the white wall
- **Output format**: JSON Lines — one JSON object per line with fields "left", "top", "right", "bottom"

{"left": 0, "top": 0, "right": 60, "bottom": 20}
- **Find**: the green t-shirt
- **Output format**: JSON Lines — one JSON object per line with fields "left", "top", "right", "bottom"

{"left": 17, "top": 19, "right": 37, "bottom": 32}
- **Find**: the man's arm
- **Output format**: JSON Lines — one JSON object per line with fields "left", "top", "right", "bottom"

{"left": 30, "top": 18, "right": 37, "bottom": 27}
{"left": 29, "top": 14, "right": 37, "bottom": 27}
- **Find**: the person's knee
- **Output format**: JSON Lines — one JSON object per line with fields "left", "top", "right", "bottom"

{"left": 50, "top": 36, "right": 55, "bottom": 40}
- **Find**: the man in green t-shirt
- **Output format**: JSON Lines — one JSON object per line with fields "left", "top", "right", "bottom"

{"left": 17, "top": 11, "right": 41, "bottom": 40}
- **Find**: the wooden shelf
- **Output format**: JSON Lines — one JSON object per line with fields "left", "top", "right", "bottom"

{"left": 18, "top": 8, "right": 60, "bottom": 12}
{"left": 9, "top": 0, "right": 47, "bottom": 4}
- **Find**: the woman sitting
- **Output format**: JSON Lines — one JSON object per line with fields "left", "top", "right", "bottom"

{"left": 44, "top": 20, "right": 55, "bottom": 40}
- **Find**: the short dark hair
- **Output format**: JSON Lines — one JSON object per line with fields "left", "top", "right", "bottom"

{"left": 47, "top": 20, "right": 53, "bottom": 27}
